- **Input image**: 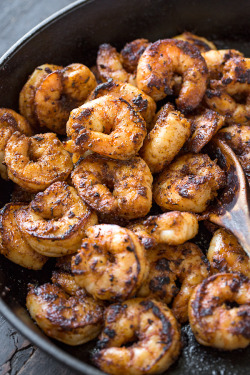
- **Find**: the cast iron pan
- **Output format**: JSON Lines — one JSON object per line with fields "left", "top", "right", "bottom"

{"left": 0, "top": 0, "right": 249, "bottom": 374}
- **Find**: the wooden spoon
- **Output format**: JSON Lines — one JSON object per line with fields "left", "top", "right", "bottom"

{"left": 206, "top": 137, "right": 250, "bottom": 257}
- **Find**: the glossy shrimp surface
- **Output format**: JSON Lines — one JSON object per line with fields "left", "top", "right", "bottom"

{"left": 188, "top": 273, "right": 250, "bottom": 350}
{"left": 93, "top": 298, "right": 181, "bottom": 375}
{"left": 71, "top": 224, "right": 148, "bottom": 301}
{"left": 174, "top": 32, "right": 216, "bottom": 52}
{"left": 137, "top": 39, "right": 208, "bottom": 112}
{"left": 153, "top": 153, "right": 226, "bottom": 213}
{"left": 202, "top": 49, "right": 243, "bottom": 80}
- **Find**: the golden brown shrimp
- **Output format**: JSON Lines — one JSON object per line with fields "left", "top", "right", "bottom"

{"left": 4, "top": 132, "right": 73, "bottom": 192}
{"left": 51, "top": 269, "right": 85, "bottom": 297}
{"left": 34, "top": 63, "right": 97, "bottom": 134}
{"left": 207, "top": 228, "right": 250, "bottom": 277}
{"left": 188, "top": 273, "right": 250, "bottom": 350}
{"left": 26, "top": 283, "right": 103, "bottom": 345}
{"left": 72, "top": 154, "right": 152, "bottom": 220}
{"left": 137, "top": 39, "right": 208, "bottom": 112}
{"left": 0, "top": 203, "right": 47, "bottom": 270}
{"left": 140, "top": 103, "right": 191, "bottom": 173}
{"left": 128, "top": 211, "right": 198, "bottom": 248}
{"left": 120, "top": 38, "right": 150, "bottom": 73}
{"left": 87, "top": 79, "right": 156, "bottom": 125}
{"left": 93, "top": 298, "right": 181, "bottom": 375}
{"left": 153, "top": 153, "right": 226, "bottom": 213}
{"left": 137, "top": 242, "right": 210, "bottom": 323}
{"left": 19, "top": 64, "right": 63, "bottom": 128}
{"left": 0, "top": 108, "right": 32, "bottom": 180}
{"left": 66, "top": 95, "right": 147, "bottom": 160}
{"left": 202, "top": 49, "right": 243, "bottom": 80}
{"left": 16, "top": 182, "right": 98, "bottom": 257}
{"left": 71, "top": 224, "right": 148, "bottom": 301}
{"left": 174, "top": 32, "right": 216, "bottom": 52}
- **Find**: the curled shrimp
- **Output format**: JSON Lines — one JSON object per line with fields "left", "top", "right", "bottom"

{"left": 87, "top": 79, "right": 156, "bottom": 125}
{"left": 0, "top": 203, "right": 47, "bottom": 270}
{"left": 137, "top": 39, "right": 208, "bottom": 112}
{"left": 174, "top": 32, "right": 216, "bottom": 52}
{"left": 128, "top": 211, "right": 198, "bottom": 248}
{"left": 72, "top": 154, "right": 153, "bottom": 220}
{"left": 207, "top": 228, "right": 250, "bottom": 277}
{"left": 140, "top": 103, "right": 191, "bottom": 173}
{"left": 93, "top": 298, "right": 181, "bottom": 375}
{"left": 4, "top": 132, "right": 73, "bottom": 192}
{"left": 188, "top": 273, "right": 250, "bottom": 350}
{"left": 202, "top": 49, "right": 243, "bottom": 80}
{"left": 16, "top": 182, "right": 98, "bottom": 257}
{"left": 120, "top": 38, "right": 150, "bottom": 73}
{"left": 71, "top": 224, "right": 148, "bottom": 301}
{"left": 34, "top": 63, "right": 97, "bottom": 134}
{"left": 0, "top": 108, "right": 32, "bottom": 180}
{"left": 26, "top": 283, "right": 103, "bottom": 345}
{"left": 137, "top": 242, "right": 210, "bottom": 323}
{"left": 66, "top": 95, "right": 147, "bottom": 160}
{"left": 153, "top": 153, "right": 226, "bottom": 213}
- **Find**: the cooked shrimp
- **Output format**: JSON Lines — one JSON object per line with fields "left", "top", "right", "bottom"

{"left": 202, "top": 49, "right": 243, "bottom": 80}
{"left": 207, "top": 228, "right": 250, "bottom": 277}
{"left": 16, "top": 182, "right": 98, "bottom": 257}
{"left": 128, "top": 211, "right": 198, "bottom": 248}
{"left": 120, "top": 38, "right": 150, "bottom": 73}
{"left": 188, "top": 273, "right": 250, "bottom": 350}
{"left": 137, "top": 39, "right": 208, "bottom": 112}
{"left": 26, "top": 283, "right": 103, "bottom": 345}
{"left": 72, "top": 154, "right": 152, "bottom": 220}
{"left": 71, "top": 224, "right": 148, "bottom": 301}
{"left": 87, "top": 79, "right": 156, "bottom": 125}
{"left": 0, "top": 203, "right": 47, "bottom": 270}
{"left": 4, "top": 132, "right": 73, "bottom": 192}
{"left": 66, "top": 95, "right": 147, "bottom": 160}
{"left": 137, "top": 242, "right": 210, "bottom": 323}
{"left": 34, "top": 63, "right": 97, "bottom": 134}
{"left": 174, "top": 32, "right": 216, "bottom": 52}
{"left": 185, "top": 108, "right": 225, "bottom": 153}
{"left": 93, "top": 298, "right": 181, "bottom": 375}
{"left": 140, "top": 103, "right": 191, "bottom": 173}
{"left": 51, "top": 269, "right": 85, "bottom": 296}
{"left": 97, "top": 44, "right": 137, "bottom": 86}
{"left": 153, "top": 153, "right": 226, "bottom": 213}
{"left": 0, "top": 108, "right": 32, "bottom": 179}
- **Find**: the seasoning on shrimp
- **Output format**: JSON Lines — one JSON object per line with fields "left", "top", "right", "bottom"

{"left": 120, "top": 38, "right": 150, "bottom": 73}
{"left": 174, "top": 32, "right": 216, "bottom": 52}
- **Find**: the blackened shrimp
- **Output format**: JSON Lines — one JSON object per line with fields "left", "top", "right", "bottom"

{"left": 120, "top": 38, "right": 150, "bottom": 73}
{"left": 93, "top": 298, "right": 181, "bottom": 375}
{"left": 202, "top": 49, "right": 243, "bottom": 80}
{"left": 137, "top": 39, "right": 208, "bottom": 112}
{"left": 16, "top": 182, "right": 97, "bottom": 257}
{"left": 26, "top": 283, "right": 103, "bottom": 345}
{"left": 72, "top": 154, "right": 153, "bottom": 220}
{"left": 207, "top": 228, "right": 250, "bottom": 277}
{"left": 153, "top": 153, "right": 226, "bottom": 213}
{"left": 188, "top": 273, "right": 250, "bottom": 350}
{"left": 71, "top": 224, "right": 148, "bottom": 301}
{"left": 174, "top": 32, "right": 216, "bottom": 52}
{"left": 66, "top": 95, "right": 147, "bottom": 160}
{"left": 4, "top": 132, "right": 73, "bottom": 192}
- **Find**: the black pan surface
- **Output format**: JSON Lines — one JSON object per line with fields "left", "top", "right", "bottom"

{"left": 0, "top": 0, "right": 250, "bottom": 374}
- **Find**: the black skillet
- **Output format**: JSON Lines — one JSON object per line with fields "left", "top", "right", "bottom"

{"left": 0, "top": 0, "right": 250, "bottom": 374}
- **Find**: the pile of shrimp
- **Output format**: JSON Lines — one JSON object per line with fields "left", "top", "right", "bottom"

{"left": 0, "top": 31, "right": 249, "bottom": 375}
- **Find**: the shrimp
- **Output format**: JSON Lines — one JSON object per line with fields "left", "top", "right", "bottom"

{"left": 0, "top": 203, "right": 47, "bottom": 270}
{"left": 16, "top": 182, "right": 98, "bottom": 257}
{"left": 136, "top": 39, "right": 208, "bottom": 112}
{"left": 71, "top": 224, "right": 148, "bottom": 301}
{"left": 188, "top": 273, "right": 250, "bottom": 350}
{"left": 93, "top": 298, "right": 181, "bottom": 375}
{"left": 137, "top": 242, "right": 210, "bottom": 323}
{"left": 174, "top": 32, "right": 216, "bottom": 52}
{"left": 4, "top": 132, "right": 73, "bottom": 192}
{"left": 140, "top": 103, "right": 191, "bottom": 173}
{"left": 26, "top": 283, "right": 103, "bottom": 345}
{"left": 207, "top": 228, "right": 250, "bottom": 277}
{"left": 72, "top": 154, "right": 152, "bottom": 221}
{"left": 19, "top": 64, "right": 63, "bottom": 128}
{"left": 202, "top": 49, "right": 243, "bottom": 80}
{"left": 87, "top": 79, "right": 156, "bottom": 125}
{"left": 120, "top": 38, "right": 150, "bottom": 73}
{"left": 128, "top": 211, "right": 198, "bottom": 248}
{"left": 66, "top": 95, "right": 147, "bottom": 160}
{"left": 34, "top": 63, "right": 97, "bottom": 134}
{"left": 0, "top": 108, "right": 32, "bottom": 180}
{"left": 153, "top": 153, "right": 226, "bottom": 213}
